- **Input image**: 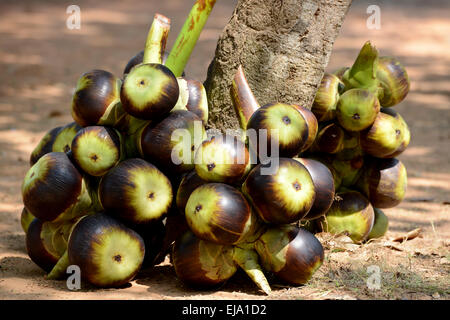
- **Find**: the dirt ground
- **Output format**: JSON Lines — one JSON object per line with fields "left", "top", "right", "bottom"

{"left": 0, "top": 0, "right": 448, "bottom": 300}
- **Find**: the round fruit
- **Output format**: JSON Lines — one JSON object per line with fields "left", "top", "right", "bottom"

{"left": 67, "top": 213, "right": 145, "bottom": 288}
{"left": 242, "top": 158, "right": 316, "bottom": 224}
{"left": 71, "top": 126, "right": 122, "bottom": 176}
{"left": 194, "top": 134, "right": 250, "bottom": 184}
{"left": 99, "top": 158, "right": 173, "bottom": 225}
{"left": 323, "top": 190, "right": 375, "bottom": 243}
{"left": 255, "top": 225, "right": 324, "bottom": 285}
{"left": 22, "top": 152, "right": 83, "bottom": 222}
{"left": 185, "top": 183, "right": 256, "bottom": 245}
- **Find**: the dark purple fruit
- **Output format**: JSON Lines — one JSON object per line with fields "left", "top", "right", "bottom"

{"left": 67, "top": 213, "right": 145, "bottom": 288}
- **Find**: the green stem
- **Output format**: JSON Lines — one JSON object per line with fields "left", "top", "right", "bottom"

{"left": 143, "top": 14, "right": 171, "bottom": 64}
{"left": 165, "top": 0, "right": 217, "bottom": 77}
{"left": 233, "top": 247, "right": 272, "bottom": 295}
{"left": 342, "top": 41, "right": 380, "bottom": 94}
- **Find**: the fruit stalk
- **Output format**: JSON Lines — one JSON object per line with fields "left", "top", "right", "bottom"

{"left": 165, "top": 0, "right": 217, "bottom": 77}
{"left": 231, "top": 65, "right": 260, "bottom": 131}
{"left": 143, "top": 14, "right": 171, "bottom": 65}
{"left": 233, "top": 247, "right": 271, "bottom": 295}
{"left": 47, "top": 250, "right": 69, "bottom": 280}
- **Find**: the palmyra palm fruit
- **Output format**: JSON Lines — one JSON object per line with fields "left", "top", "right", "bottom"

{"left": 360, "top": 110, "right": 405, "bottom": 158}
{"left": 246, "top": 103, "right": 310, "bottom": 159}
{"left": 71, "top": 126, "right": 122, "bottom": 177}
{"left": 380, "top": 108, "right": 411, "bottom": 157}
{"left": 323, "top": 190, "right": 375, "bottom": 243}
{"left": 294, "top": 158, "right": 335, "bottom": 220}
{"left": 22, "top": 152, "right": 84, "bottom": 222}
{"left": 311, "top": 122, "right": 345, "bottom": 154}
{"left": 194, "top": 134, "right": 250, "bottom": 185}
{"left": 336, "top": 88, "right": 380, "bottom": 132}
{"left": 377, "top": 56, "right": 410, "bottom": 107}
{"left": 172, "top": 230, "right": 237, "bottom": 289}
{"left": 99, "top": 158, "right": 173, "bottom": 225}
{"left": 294, "top": 105, "right": 318, "bottom": 153}
{"left": 356, "top": 157, "right": 407, "bottom": 209}
{"left": 176, "top": 170, "right": 207, "bottom": 214}
{"left": 71, "top": 70, "right": 122, "bottom": 127}
{"left": 29, "top": 126, "right": 61, "bottom": 166}
{"left": 120, "top": 63, "right": 179, "bottom": 120}
{"left": 21, "top": 207, "right": 35, "bottom": 233}
{"left": 185, "top": 183, "right": 257, "bottom": 245}
{"left": 140, "top": 110, "right": 205, "bottom": 175}
{"left": 255, "top": 225, "right": 324, "bottom": 285}
{"left": 67, "top": 213, "right": 145, "bottom": 288}
{"left": 52, "top": 122, "right": 83, "bottom": 154}
{"left": 242, "top": 158, "right": 316, "bottom": 224}
{"left": 29, "top": 121, "right": 82, "bottom": 166}
{"left": 172, "top": 77, "right": 208, "bottom": 124}
{"left": 26, "top": 218, "right": 60, "bottom": 272}
{"left": 311, "top": 73, "right": 345, "bottom": 122}
{"left": 172, "top": 230, "right": 271, "bottom": 295}
{"left": 367, "top": 208, "right": 389, "bottom": 240}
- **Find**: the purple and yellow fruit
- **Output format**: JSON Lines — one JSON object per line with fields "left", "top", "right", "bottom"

{"left": 20, "top": 207, "right": 35, "bottom": 234}
{"left": 172, "top": 230, "right": 271, "bottom": 294}
{"left": 242, "top": 158, "right": 316, "bottom": 224}
{"left": 194, "top": 134, "right": 250, "bottom": 185}
{"left": 380, "top": 108, "right": 411, "bottom": 158}
{"left": 377, "top": 56, "right": 410, "bottom": 107}
{"left": 311, "top": 73, "right": 345, "bottom": 122}
{"left": 360, "top": 110, "right": 405, "bottom": 158}
{"left": 140, "top": 110, "right": 205, "bottom": 175}
{"left": 26, "top": 218, "right": 60, "bottom": 272}
{"left": 123, "top": 50, "right": 177, "bottom": 76}
{"left": 172, "top": 230, "right": 237, "bottom": 289}
{"left": 185, "top": 183, "right": 257, "bottom": 245}
{"left": 99, "top": 158, "right": 173, "bottom": 225}
{"left": 294, "top": 158, "right": 335, "bottom": 220}
{"left": 356, "top": 157, "right": 407, "bottom": 209}
{"left": 120, "top": 63, "right": 179, "bottom": 120}
{"left": 294, "top": 105, "right": 318, "bottom": 153}
{"left": 336, "top": 88, "right": 380, "bottom": 132}
{"left": 255, "top": 225, "right": 324, "bottom": 285}
{"left": 330, "top": 154, "right": 364, "bottom": 188}
{"left": 246, "top": 103, "right": 310, "bottom": 159}
{"left": 176, "top": 170, "right": 207, "bottom": 214}
{"left": 71, "top": 70, "right": 122, "bottom": 127}
{"left": 311, "top": 122, "right": 345, "bottom": 154}
{"left": 323, "top": 190, "right": 375, "bottom": 243}
{"left": 71, "top": 126, "right": 122, "bottom": 177}
{"left": 172, "top": 78, "right": 208, "bottom": 124}
{"left": 367, "top": 208, "right": 389, "bottom": 240}
{"left": 22, "top": 152, "right": 84, "bottom": 222}
{"left": 67, "top": 213, "right": 145, "bottom": 288}
{"left": 52, "top": 122, "right": 83, "bottom": 154}
{"left": 29, "top": 126, "right": 61, "bottom": 166}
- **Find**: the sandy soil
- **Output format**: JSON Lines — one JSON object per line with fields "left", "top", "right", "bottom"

{"left": 0, "top": 0, "right": 449, "bottom": 300}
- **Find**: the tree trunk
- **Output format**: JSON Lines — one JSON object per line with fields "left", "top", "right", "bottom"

{"left": 204, "top": 0, "right": 353, "bottom": 131}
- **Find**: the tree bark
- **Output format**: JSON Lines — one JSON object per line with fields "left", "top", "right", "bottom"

{"left": 204, "top": 0, "right": 353, "bottom": 131}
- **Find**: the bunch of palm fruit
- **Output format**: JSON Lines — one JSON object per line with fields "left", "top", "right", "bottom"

{"left": 304, "top": 41, "right": 410, "bottom": 243}
{"left": 21, "top": 1, "right": 218, "bottom": 287}
{"left": 170, "top": 65, "right": 335, "bottom": 294}
{"left": 20, "top": 0, "right": 334, "bottom": 293}
{"left": 19, "top": 0, "right": 410, "bottom": 294}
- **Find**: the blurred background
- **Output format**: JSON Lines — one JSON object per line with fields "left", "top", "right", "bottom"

{"left": 0, "top": 0, "right": 448, "bottom": 299}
